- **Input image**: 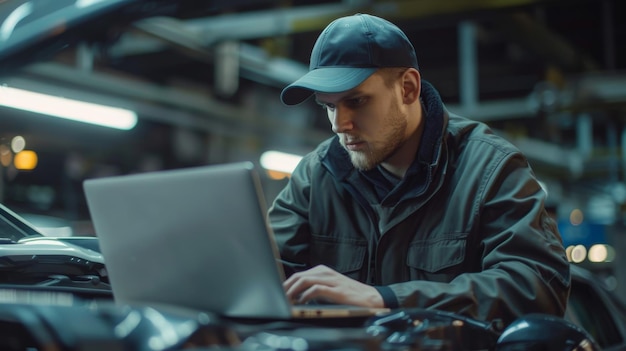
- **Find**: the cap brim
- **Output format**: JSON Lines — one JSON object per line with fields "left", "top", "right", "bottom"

{"left": 280, "top": 67, "right": 377, "bottom": 105}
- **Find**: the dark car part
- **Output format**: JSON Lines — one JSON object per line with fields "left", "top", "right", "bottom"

{"left": 0, "top": 0, "right": 275, "bottom": 78}
{"left": 0, "top": 201, "right": 111, "bottom": 299}
{"left": 0, "top": 236, "right": 110, "bottom": 297}
{"left": 567, "top": 264, "right": 626, "bottom": 350}
{"left": 241, "top": 328, "right": 382, "bottom": 351}
{"left": 495, "top": 313, "right": 600, "bottom": 351}
{"left": 0, "top": 0, "right": 176, "bottom": 77}
{"left": 364, "top": 308, "right": 503, "bottom": 350}
{"left": 0, "top": 299, "right": 238, "bottom": 351}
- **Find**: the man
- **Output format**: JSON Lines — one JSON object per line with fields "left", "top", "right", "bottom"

{"left": 268, "top": 13, "right": 570, "bottom": 325}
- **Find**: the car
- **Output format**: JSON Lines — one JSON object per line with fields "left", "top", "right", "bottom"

{"left": 0, "top": 203, "right": 110, "bottom": 299}
{"left": 0, "top": 200, "right": 622, "bottom": 350}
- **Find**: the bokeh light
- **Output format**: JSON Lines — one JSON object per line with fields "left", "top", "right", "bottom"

{"left": 569, "top": 209, "right": 584, "bottom": 226}
{"left": 0, "top": 144, "right": 11, "bottom": 166}
{"left": 14, "top": 150, "right": 38, "bottom": 170}
{"left": 11, "top": 135, "right": 25, "bottom": 153}
{"left": 570, "top": 245, "right": 587, "bottom": 263}
{"left": 588, "top": 244, "right": 608, "bottom": 263}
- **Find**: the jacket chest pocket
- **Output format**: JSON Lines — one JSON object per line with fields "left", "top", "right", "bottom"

{"left": 406, "top": 234, "right": 468, "bottom": 282}
{"left": 310, "top": 234, "right": 368, "bottom": 280}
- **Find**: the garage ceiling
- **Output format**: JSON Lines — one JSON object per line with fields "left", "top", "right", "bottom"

{"left": 0, "top": 0, "right": 625, "bottom": 219}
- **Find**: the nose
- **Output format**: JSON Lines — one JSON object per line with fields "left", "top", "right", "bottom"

{"left": 328, "top": 106, "right": 353, "bottom": 134}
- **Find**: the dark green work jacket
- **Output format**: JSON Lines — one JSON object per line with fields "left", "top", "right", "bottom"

{"left": 268, "top": 81, "right": 571, "bottom": 326}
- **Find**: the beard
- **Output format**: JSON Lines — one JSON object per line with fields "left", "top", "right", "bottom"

{"left": 341, "top": 100, "right": 408, "bottom": 171}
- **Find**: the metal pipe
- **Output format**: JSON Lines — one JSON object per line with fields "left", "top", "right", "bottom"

{"left": 576, "top": 113, "right": 593, "bottom": 158}
{"left": 458, "top": 21, "right": 478, "bottom": 110}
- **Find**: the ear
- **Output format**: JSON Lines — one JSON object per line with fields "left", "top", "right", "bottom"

{"left": 401, "top": 68, "right": 421, "bottom": 105}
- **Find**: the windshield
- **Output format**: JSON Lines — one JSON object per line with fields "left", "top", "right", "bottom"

{"left": 0, "top": 202, "right": 42, "bottom": 242}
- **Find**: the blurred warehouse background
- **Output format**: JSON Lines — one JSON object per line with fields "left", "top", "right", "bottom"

{"left": 0, "top": 0, "right": 625, "bottom": 300}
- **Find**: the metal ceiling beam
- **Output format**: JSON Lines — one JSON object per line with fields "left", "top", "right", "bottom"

{"left": 179, "top": 0, "right": 566, "bottom": 41}
{"left": 105, "top": 0, "right": 585, "bottom": 98}
{"left": 111, "top": 0, "right": 567, "bottom": 55}
{"left": 447, "top": 99, "right": 535, "bottom": 121}
{"left": 506, "top": 135, "right": 585, "bottom": 178}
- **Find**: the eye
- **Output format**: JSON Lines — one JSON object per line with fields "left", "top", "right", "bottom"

{"left": 346, "top": 96, "right": 367, "bottom": 107}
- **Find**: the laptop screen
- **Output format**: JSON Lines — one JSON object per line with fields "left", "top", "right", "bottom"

{"left": 83, "top": 162, "right": 292, "bottom": 318}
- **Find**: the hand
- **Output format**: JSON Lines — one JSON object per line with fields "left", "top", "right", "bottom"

{"left": 283, "top": 265, "right": 384, "bottom": 308}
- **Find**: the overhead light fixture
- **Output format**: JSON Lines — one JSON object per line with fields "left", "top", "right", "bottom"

{"left": 260, "top": 150, "right": 303, "bottom": 179}
{"left": 0, "top": 86, "right": 137, "bottom": 130}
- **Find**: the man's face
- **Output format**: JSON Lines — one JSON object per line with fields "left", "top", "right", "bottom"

{"left": 316, "top": 71, "right": 410, "bottom": 171}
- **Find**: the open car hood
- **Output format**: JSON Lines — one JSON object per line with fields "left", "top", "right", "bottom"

{"left": 0, "top": 0, "right": 195, "bottom": 77}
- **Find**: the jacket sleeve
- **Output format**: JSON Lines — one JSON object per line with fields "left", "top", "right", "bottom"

{"left": 267, "top": 155, "right": 314, "bottom": 277}
{"left": 388, "top": 154, "right": 571, "bottom": 325}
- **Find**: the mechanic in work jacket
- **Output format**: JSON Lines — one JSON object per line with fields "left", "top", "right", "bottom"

{"left": 268, "top": 80, "right": 571, "bottom": 326}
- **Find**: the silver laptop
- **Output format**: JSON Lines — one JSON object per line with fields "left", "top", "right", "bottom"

{"left": 83, "top": 162, "right": 388, "bottom": 319}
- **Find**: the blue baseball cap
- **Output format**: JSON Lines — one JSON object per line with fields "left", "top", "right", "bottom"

{"left": 280, "top": 13, "right": 419, "bottom": 105}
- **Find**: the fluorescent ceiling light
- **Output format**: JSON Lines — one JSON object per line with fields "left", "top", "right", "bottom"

{"left": 260, "top": 150, "right": 302, "bottom": 175}
{"left": 0, "top": 86, "right": 137, "bottom": 130}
